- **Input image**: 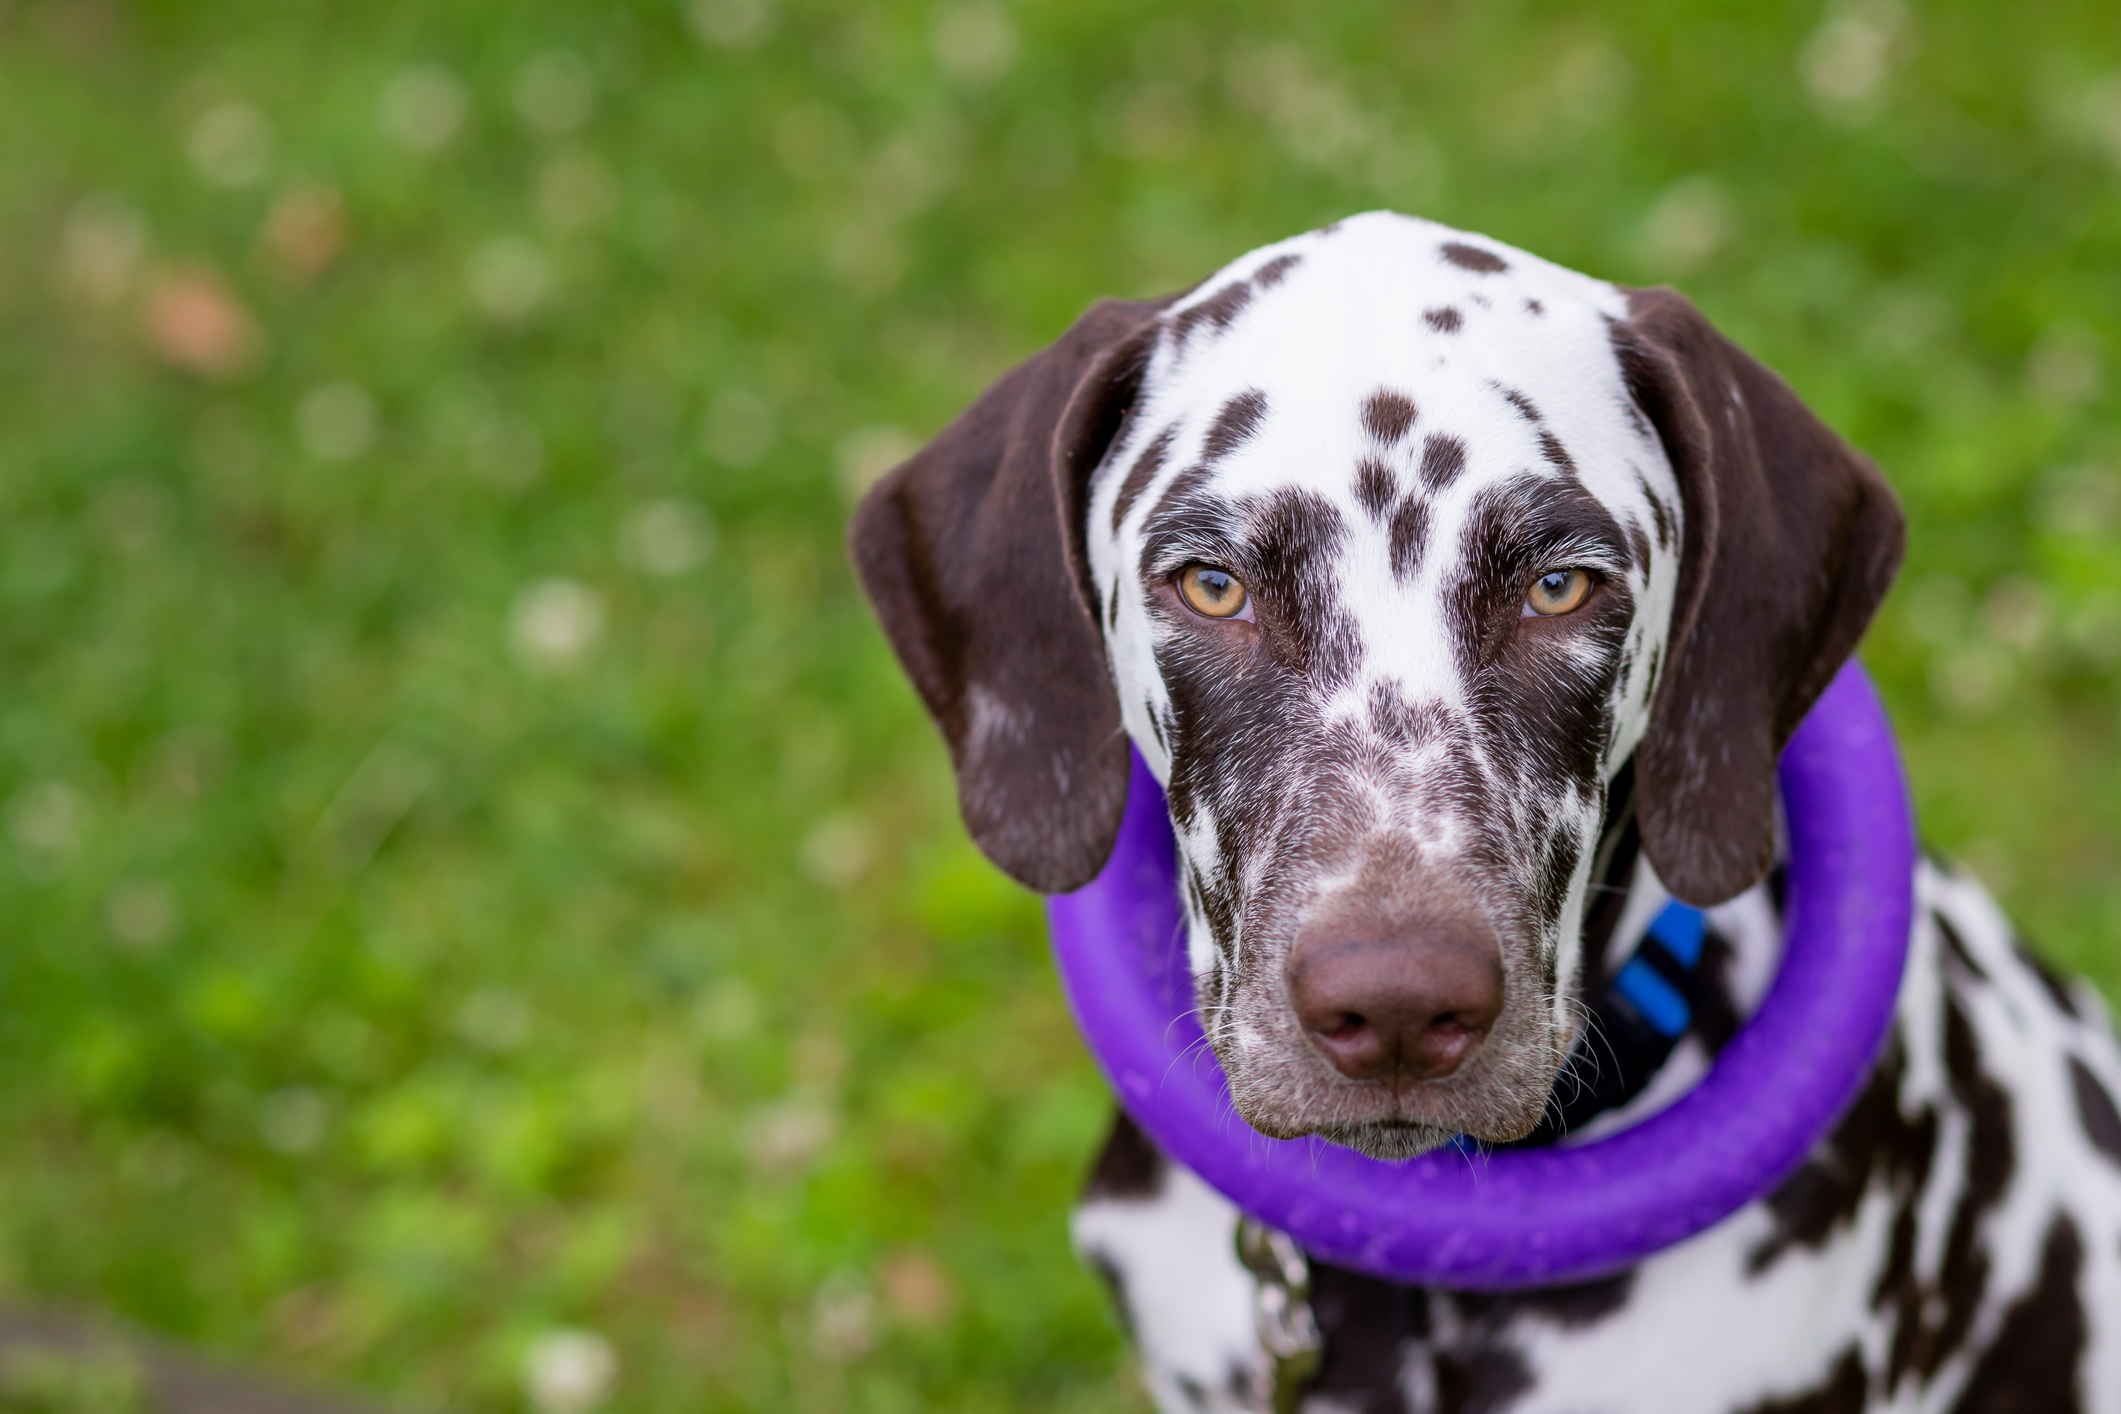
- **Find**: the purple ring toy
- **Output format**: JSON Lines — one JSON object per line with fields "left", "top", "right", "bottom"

{"left": 1046, "top": 660, "right": 1914, "bottom": 1290}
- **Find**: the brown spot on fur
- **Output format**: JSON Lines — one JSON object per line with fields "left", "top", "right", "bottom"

{"left": 1937, "top": 913, "right": 1988, "bottom": 981}
{"left": 1434, "top": 1346, "right": 1533, "bottom": 1412}
{"left": 1111, "top": 423, "right": 1177, "bottom": 532}
{"left": 1083, "top": 1109, "right": 1165, "bottom": 1199}
{"left": 1736, "top": 1347, "right": 1866, "bottom": 1413}
{"left": 1754, "top": 1038, "right": 1936, "bottom": 1276}
{"left": 1538, "top": 430, "right": 1577, "bottom": 475}
{"left": 1253, "top": 253, "right": 1302, "bottom": 288}
{"left": 1525, "top": 298, "right": 1545, "bottom": 316}
{"left": 1173, "top": 280, "right": 1254, "bottom": 342}
{"left": 1423, "top": 305, "right": 1463, "bottom": 333}
{"left": 1626, "top": 516, "right": 1652, "bottom": 574}
{"left": 1249, "top": 488, "right": 1359, "bottom": 687}
{"left": 1419, "top": 433, "right": 1468, "bottom": 492}
{"left": 1536, "top": 825, "right": 1584, "bottom": 931}
{"left": 1366, "top": 679, "right": 1443, "bottom": 748}
{"left": 1353, "top": 456, "right": 1397, "bottom": 519}
{"left": 1389, "top": 496, "right": 1429, "bottom": 581}
{"left": 2015, "top": 937, "right": 2082, "bottom": 1018}
{"left": 1500, "top": 387, "right": 1543, "bottom": 423}
{"left": 2070, "top": 1056, "right": 2121, "bottom": 1166}
{"left": 1360, "top": 389, "right": 1419, "bottom": 444}
{"left": 1202, "top": 389, "right": 1268, "bottom": 462}
{"left": 1300, "top": 1263, "right": 1428, "bottom": 1405}
{"left": 1636, "top": 471, "right": 1674, "bottom": 550}
{"left": 1502, "top": 1272, "right": 1636, "bottom": 1328}
{"left": 1948, "top": 1215, "right": 2086, "bottom": 1413}
{"left": 1896, "top": 993, "right": 2014, "bottom": 1382}
{"left": 1440, "top": 241, "right": 1507, "bottom": 273}
{"left": 1138, "top": 466, "right": 1231, "bottom": 571}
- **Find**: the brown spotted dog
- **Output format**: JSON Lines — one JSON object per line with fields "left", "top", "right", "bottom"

{"left": 852, "top": 212, "right": 2121, "bottom": 1412}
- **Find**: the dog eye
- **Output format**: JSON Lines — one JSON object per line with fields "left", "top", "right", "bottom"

{"left": 1177, "top": 564, "right": 1251, "bottom": 619}
{"left": 1523, "top": 568, "right": 1593, "bottom": 617}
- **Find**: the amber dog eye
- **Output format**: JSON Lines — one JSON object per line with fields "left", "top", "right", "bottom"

{"left": 1524, "top": 568, "right": 1593, "bottom": 617}
{"left": 1177, "top": 564, "right": 1250, "bottom": 619}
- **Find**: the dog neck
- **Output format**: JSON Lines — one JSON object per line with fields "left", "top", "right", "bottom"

{"left": 1579, "top": 759, "right": 1646, "bottom": 990}
{"left": 1510, "top": 759, "right": 1785, "bottom": 1148}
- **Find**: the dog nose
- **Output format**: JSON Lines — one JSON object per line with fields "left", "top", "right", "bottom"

{"left": 1288, "top": 928, "right": 1504, "bottom": 1088}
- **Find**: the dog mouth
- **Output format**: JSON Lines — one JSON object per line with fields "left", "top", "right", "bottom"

{"left": 1312, "top": 1118, "right": 1468, "bottom": 1161}
{"left": 1223, "top": 1058, "right": 1557, "bottom": 1158}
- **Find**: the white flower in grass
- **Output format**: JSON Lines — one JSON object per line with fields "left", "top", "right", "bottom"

{"left": 812, "top": 1273, "right": 875, "bottom": 1362}
{"left": 297, "top": 382, "right": 378, "bottom": 461}
{"left": 259, "top": 1087, "right": 328, "bottom": 1154}
{"left": 688, "top": 0, "right": 776, "bottom": 50}
{"left": 468, "top": 237, "right": 554, "bottom": 322}
{"left": 618, "top": 499, "right": 713, "bottom": 576}
{"left": 8, "top": 780, "right": 88, "bottom": 876}
{"left": 62, "top": 195, "right": 147, "bottom": 304}
{"left": 1641, "top": 177, "right": 1728, "bottom": 275}
{"left": 188, "top": 102, "right": 274, "bottom": 186}
{"left": 522, "top": 1328, "right": 616, "bottom": 1414}
{"left": 696, "top": 978, "right": 760, "bottom": 1041}
{"left": 380, "top": 65, "right": 469, "bottom": 152}
{"left": 105, "top": 880, "right": 179, "bottom": 951}
{"left": 511, "top": 578, "right": 606, "bottom": 673}
{"left": 1799, "top": 0, "right": 1910, "bottom": 122}
{"left": 743, "top": 1100, "right": 834, "bottom": 1175}
{"left": 800, "top": 813, "right": 876, "bottom": 890}
{"left": 834, "top": 426, "right": 917, "bottom": 504}
{"left": 934, "top": 4, "right": 1015, "bottom": 85}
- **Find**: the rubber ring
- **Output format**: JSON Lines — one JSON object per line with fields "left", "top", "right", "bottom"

{"left": 1046, "top": 660, "right": 1914, "bottom": 1289}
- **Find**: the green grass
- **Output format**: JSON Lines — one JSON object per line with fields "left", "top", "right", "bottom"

{"left": 0, "top": 1, "right": 2118, "bottom": 1409}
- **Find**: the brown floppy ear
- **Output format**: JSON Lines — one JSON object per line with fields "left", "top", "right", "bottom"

{"left": 1615, "top": 286, "right": 1906, "bottom": 906}
{"left": 849, "top": 295, "right": 1173, "bottom": 894}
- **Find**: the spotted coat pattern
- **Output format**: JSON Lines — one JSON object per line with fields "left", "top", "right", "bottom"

{"left": 1075, "top": 857, "right": 2121, "bottom": 1412}
{"left": 1058, "top": 215, "right": 2121, "bottom": 1411}
{"left": 1085, "top": 215, "right": 1685, "bottom": 1154}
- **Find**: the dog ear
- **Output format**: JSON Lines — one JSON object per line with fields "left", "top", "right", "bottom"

{"left": 1615, "top": 286, "right": 1906, "bottom": 906}
{"left": 850, "top": 296, "right": 1173, "bottom": 894}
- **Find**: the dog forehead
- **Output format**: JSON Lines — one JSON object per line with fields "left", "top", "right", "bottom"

{"left": 1134, "top": 213, "right": 1644, "bottom": 504}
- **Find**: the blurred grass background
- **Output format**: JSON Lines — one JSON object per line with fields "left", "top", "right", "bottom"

{"left": 0, "top": 0, "right": 2118, "bottom": 1409}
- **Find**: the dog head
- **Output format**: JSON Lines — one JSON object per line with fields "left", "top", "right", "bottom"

{"left": 853, "top": 212, "right": 1902, "bottom": 1157}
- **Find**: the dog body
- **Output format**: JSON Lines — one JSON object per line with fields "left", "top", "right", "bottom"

{"left": 853, "top": 213, "right": 2121, "bottom": 1411}
{"left": 1076, "top": 856, "right": 2121, "bottom": 1413}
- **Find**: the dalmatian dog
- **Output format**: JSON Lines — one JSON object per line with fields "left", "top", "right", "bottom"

{"left": 851, "top": 212, "right": 2121, "bottom": 1412}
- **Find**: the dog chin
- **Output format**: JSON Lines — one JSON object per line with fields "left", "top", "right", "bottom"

{"left": 1312, "top": 1102, "right": 1547, "bottom": 1158}
{"left": 1313, "top": 1119, "right": 1463, "bottom": 1159}
{"left": 1220, "top": 1053, "right": 1558, "bottom": 1157}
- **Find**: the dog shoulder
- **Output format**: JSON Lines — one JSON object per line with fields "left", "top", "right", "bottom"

{"left": 1072, "top": 1114, "right": 1274, "bottom": 1412}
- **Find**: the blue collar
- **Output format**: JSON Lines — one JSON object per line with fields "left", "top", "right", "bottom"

{"left": 1506, "top": 900, "right": 1712, "bottom": 1148}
